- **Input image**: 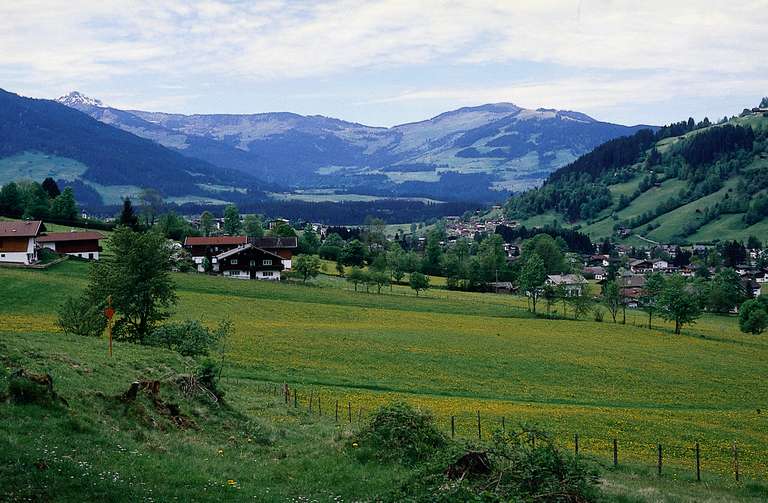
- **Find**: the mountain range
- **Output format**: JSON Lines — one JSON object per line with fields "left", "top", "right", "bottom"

{"left": 55, "top": 91, "right": 653, "bottom": 203}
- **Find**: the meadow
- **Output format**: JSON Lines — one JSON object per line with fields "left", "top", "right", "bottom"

{"left": 2, "top": 260, "right": 767, "bottom": 487}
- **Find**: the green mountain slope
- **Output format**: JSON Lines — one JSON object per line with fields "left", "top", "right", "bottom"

{"left": 507, "top": 108, "right": 768, "bottom": 244}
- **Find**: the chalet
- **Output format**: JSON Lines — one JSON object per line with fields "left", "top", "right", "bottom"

{"left": 211, "top": 244, "right": 284, "bottom": 280}
{"left": 652, "top": 259, "right": 669, "bottom": 271}
{"left": 582, "top": 266, "right": 606, "bottom": 281}
{"left": 629, "top": 259, "right": 653, "bottom": 274}
{"left": 184, "top": 236, "right": 247, "bottom": 272}
{"left": 488, "top": 281, "right": 515, "bottom": 294}
{"left": 546, "top": 274, "right": 587, "bottom": 297}
{"left": 618, "top": 274, "right": 646, "bottom": 307}
{"left": 249, "top": 237, "right": 298, "bottom": 270}
{"left": 0, "top": 220, "right": 44, "bottom": 265}
{"left": 743, "top": 278, "right": 762, "bottom": 298}
{"left": 37, "top": 231, "right": 105, "bottom": 260}
{"left": 586, "top": 254, "right": 610, "bottom": 267}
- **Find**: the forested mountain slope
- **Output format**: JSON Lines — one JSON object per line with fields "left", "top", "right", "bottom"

{"left": 505, "top": 106, "right": 768, "bottom": 244}
{"left": 0, "top": 90, "right": 268, "bottom": 206}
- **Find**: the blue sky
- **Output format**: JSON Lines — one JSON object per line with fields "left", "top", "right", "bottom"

{"left": 1, "top": 1, "right": 766, "bottom": 127}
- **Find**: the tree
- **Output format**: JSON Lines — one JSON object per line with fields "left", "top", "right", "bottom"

{"left": 156, "top": 211, "right": 193, "bottom": 241}
{"left": 22, "top": 182, "right": 50, "bottom": 219}
{"left": 518, "top": 253, "right": 546, "bottom": 313}
{"left": 602, "top": 281, "right": 621, "bottom": 323}
{"left": 200, "top": 211, "right": 214, "bottom": 236}
{"left": 341, "top": 239, "right": 367, "bottom": 266}
{"left": 41, "top": 177, "right": 61, "bottom": 199}
{"left": 269, "top": 221, "right": 297, "bottom": 237}
{"left": 50, "top": 187, "right": 78, "bottom": 220}
{"left": 370, "top": 270, "right": 390, "bottom": 294}
{"left": 347, "top": 267, "right": 366, "bottom": 292}
{"left": 409, "top": 272, "right": 430, "bottom": 296}
{"left": 567, "top": 294, "right": 593, "bottom": 320}
{"left": 118, "top": 198, "right": 139, "bottom": 229}
{"left": 421, "top": 231, "right": 443, "bottom": 275}
{"left": 738, "top": 298, "right": 768, "bottom": 334}
{"left": 139, "top": 188, "right": 164, "bottom": 227}
{"left": 746, "top": 235, "right": 762, "bottom": 250}
{"left": 477, "top": 234, "right": 507, "bottom": 284}
{"left": 294, "top": 254, "right": 322, "bottom": 283}
{"left": 223, "top": 204, "right": 242, "bottom": 235}
{"left": 705, "top": 268, "right": 747, "bottom": 313}
{"left": 244, "top": 214, "right": 264, "bottom": 238}
{"left": 83, "top": 227, "right": 177, "bottom": 342}
{"left": 335, "top": 258, "right": 345, "bottom": 277}
{"left": 386, "top": 246, "right": 407, "bottom": 285}
{"left": 0, "top": 182, "right": 24, "bottom": 217}
{"left": 319, "top": 233, "right": 345, "bottom": 261}
{"left": 298, "top": 224, "right": 320, "bottom": 254}
{"left": 542, "top": 284, "right": 557, "bottom": 317}
{"left": 640, "top": 272, "right": 665, "bottom": 329}
{"left": 760, "top": 97, "right": 768, "bottom": 108}
{"left": 658, "top": 275, "right": 702, "bottom": 334}
{"left": 521, "top": 234, "right": 566, "bottom": 274}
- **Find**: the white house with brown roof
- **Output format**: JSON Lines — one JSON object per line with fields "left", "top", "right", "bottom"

{"left": 0, "top": 220, "right": 44, "bottom": 265}
{"left": 37, "top": 231, "right": 105, "bottom": 260}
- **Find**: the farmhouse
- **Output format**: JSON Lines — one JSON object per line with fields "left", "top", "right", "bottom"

{"left": 629, "top": 259, "right": 653, "bottom": 274}
{"left": 249, "top": 236, "right": 298, "bottom": 270}
{"left": 0, "top": 220, "right": 44, "bottom": 265}
{"left": 582, "top": 266, "right": 606, "bottom": 281}
{"left": 184, "top": 236, "right": 247, "bottom": 272}
{"left": 37, "top": 231, "right": 105, "bottom": 260}
{"left": 545, "top": 274, "right": 587, "bottom": 296}
{"left": 211, "top": 243, "right": 284, "bottom": 280}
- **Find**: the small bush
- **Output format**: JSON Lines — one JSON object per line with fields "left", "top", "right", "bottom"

{"left": 354, "top": 402, "right": 446, "bottom": 465}
{"left": 145, "top": 319, "right": 231, "bottom": 357}
{"left": 196, "top": 358, "right": 224, "bottom": 400}
{"left": 57, "top": 295, "right": 108, "bottom": 337}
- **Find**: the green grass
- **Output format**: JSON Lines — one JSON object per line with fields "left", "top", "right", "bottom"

{"left": 2, "top": 262, "right": 767, "bottom": 499}
{"left": 0, "top": 151, "right": 87, "bottom": 185}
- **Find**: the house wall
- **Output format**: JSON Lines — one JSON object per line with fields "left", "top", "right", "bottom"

{"left": 41, "top": 241, "right": 100, "bottom": 260}
{"left": 0, "top": 237, "right": 36, "bottom": 264}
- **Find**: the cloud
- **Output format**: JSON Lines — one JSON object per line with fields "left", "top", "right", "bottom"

{"left": 0, "top": 0, "right": 765, "bottom": 120}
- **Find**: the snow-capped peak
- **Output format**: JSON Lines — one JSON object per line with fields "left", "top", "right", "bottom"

{"left": 56, "top": 91, "right": 103, "bottom": 108}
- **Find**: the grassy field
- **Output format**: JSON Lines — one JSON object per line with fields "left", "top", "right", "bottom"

{"left": 2, "top": 260, "right": 767, "bottom": 492}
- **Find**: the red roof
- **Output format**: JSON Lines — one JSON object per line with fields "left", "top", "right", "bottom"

{"left": 37, "top": 231, "right": 106, "bottom": 243}
{"left": 0, "top": 220, "right": 44, "bottom": 237}
{"left": 184, "top": 236, "right": 247, "bottom": 246}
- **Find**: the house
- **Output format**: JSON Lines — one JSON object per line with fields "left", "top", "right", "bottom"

{"left": 652, "top": 259, "right": 669, "bottom": 271}
{"left": 0, "top": 220, "right": 44, "bottom": 265}
{"left": 211, "top": 244, "right": 284, "bottom": 280}
{"left": 37, "top": 231, "right": 105, "bottom": 260}
{"left": 743, "top": 278, "right": 762, "bottom": 297}
{"left": 250, "top": 236, "right": 298, "bottom": 270}
{"left": 488, "top": 281, "right": 516, "bottom": 294}
{"left": 587, "top": 254, "right": 610, "bottom": 267}
{"left": 184, "top": 236, "right": 248, "bottom": 272}
{"left": 629, "top": 259, "right": 653, "bottom": 274}
{"left": 618, "top": 274, "right": 646, "bottom": 307}
{"left": 546, "top": 274, "right": 587, "bottom": 297}
{"left": 582, "top": 266, "right": 606, "bottom": 281}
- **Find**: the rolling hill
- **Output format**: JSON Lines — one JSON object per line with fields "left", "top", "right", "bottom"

{"left": 57, "top": 92, "right": 653, "bottom": 202}
{"left": 0, "top": 89, "right": 269, "bottom": 206}
{"left": 506, "top": 107, "right": 768, "bottom": 244}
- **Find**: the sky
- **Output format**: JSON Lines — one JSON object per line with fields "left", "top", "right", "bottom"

{"left": 1, "top": 0, "right": 766, "bottom": 127}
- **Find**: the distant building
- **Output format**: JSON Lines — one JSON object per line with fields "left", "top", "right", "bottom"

{"left": 0, "top": 220, "right": 44, "bottom": 265}
{"left": 546, "top": 274, "right": 587, "bottom": 296}
{"left": 582, "top": 266, "right": 606, "bottom": 281}
{"left": 37, "top": 231, "right": 105, "bottom": 260}
{"left": 184, "top": 236, "right": 248, "bottom": 272}
{"left": 211, "top": 244, "right": 284, "bottom": 280}
{"left": 249, "top": 237, "right": 298, "bottom": 270}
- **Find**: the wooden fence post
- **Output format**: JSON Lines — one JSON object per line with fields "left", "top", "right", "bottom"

{"left": 476, "top": 410, "right": 481, "bottom": 440}
{"left": 335, "top": 400, "right": 339, "bottom": 422}
{"left": 318, "top": 396, "right": 322, "bottom": 416}
{"left": 309, "top": 392, "right": 313, "bottom": 413}
{"left": 294, "top": 390, "right": 297, "bottom": 408}
{"left": 657, "top": 444, "right": 662, "bottom": 476}
{"left": 451, "top": 416, "right": 455, "bottom": 439}
{"left": 501, "top": 416, "right": 505, "bottom": 434}
{"left": 695, "top": 442, "right": 701, "bottom": 482}
{"left": 733, "top": 442, "right": 739, "bottom": 482}
{"left": 613, "top": 439, "right": 618, "bottom": 467}
{"left": 574, "top": 434, "right": 579, "bottom": 456}
{"left": 348, "top": 401, "right": 352, "bottom": 423}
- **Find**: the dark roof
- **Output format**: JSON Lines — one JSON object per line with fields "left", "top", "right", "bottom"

{"left": 249, "top": 236, "right": 298, "bottom": 249}
{"left": 0, "top": 220, "right": 44, "bottom": 237}
{"left": 215, "top": 243, "right": 285, "bottom": 262}
{"left": 184, "top": 236, "right": 247, "bottom": 246}
{"left": 37, "top": 231, "right": 105, "bottom": 243}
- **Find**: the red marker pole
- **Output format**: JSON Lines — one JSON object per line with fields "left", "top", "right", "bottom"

{"left": 104, "top": 295, "right": 115, "bottom": 357}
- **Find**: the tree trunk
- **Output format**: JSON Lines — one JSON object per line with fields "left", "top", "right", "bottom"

{"left": 622, "top": 305, "right": 626, "bottom": 325}
{"left": 648, "top": 311, "right": 652, "bottom": 330}
{"left": 675, "top": 320, "right": 681, "bottom": 334}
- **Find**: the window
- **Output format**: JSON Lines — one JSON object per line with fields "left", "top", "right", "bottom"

{"left": 263, "top": 271, "right": 274, "bottom": 277}
{"left": 88, "top": 253, "right": 94, "bottom": 260}
{"left": 250, "top": 260, "right": 256, "bottom": 266}
{"left": 231, "top": 259, "right": 238, "bottom": 265}
{"left": 263, "top": 259, "right": 272, "bottom": 265}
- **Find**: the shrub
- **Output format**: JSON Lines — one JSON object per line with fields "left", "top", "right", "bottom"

{"left": 57, "top": 295, "right": 108, "bottom": 337}
{"left": 145, "top": 319, "right": 231, "bottom": 357}
{"left": 354, "top": 402, "right": 446, "bottom": 465}
{"left": 196, "top": 358, "right": 225, "bottom": 400}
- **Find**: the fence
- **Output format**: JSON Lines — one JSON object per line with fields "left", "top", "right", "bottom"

{"left": 243, "top": 379, "right": 765, "bottom": 484}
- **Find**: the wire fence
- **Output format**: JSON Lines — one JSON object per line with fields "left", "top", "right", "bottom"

{"left": 241, "top": 379, "right": 766, "bottom": 484}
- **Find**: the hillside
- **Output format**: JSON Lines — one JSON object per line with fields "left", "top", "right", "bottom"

{"left": 0, "top": 90, "right": 269, "bottom": 206}
{"left": 57, "top": 92, "right": 652, "bottom": 202}
{"left": 506, "top": 108, "right": 768, "bottom": 244}
{"left": 2, "top": 261, "right": 768, "bottom": 491}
